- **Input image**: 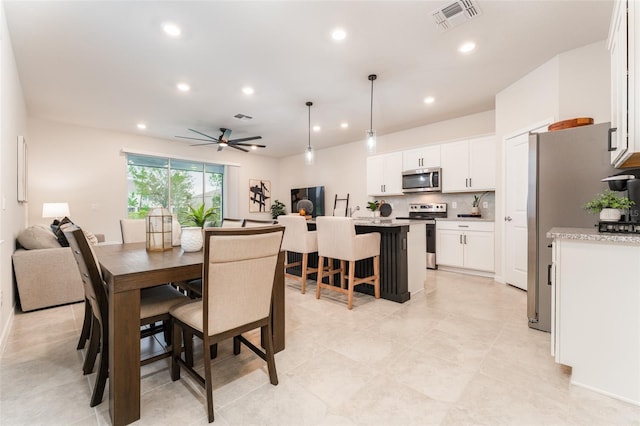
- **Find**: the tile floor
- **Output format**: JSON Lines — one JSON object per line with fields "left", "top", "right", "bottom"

{"left": 2, "top": 270, "right": 640, "bottom": 425}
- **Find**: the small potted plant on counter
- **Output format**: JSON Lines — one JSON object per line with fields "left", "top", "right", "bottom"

{"left": 471, "top": 192, "right": 489, "bottom": 216}
{"left": 584, "top": 190, "right": 634, "bottom": 222}
{"left": 270, "top": 199, "right": 286, "bottom": 219}
{"left": 367, "top": 200, "right": 380, "bottom": 218}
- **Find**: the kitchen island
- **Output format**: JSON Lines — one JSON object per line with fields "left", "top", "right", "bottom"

{"left": 548, "top": 227, "right": 640, "bottom": 405}
{"left": 287, "top": 219, "right": 426, "bottom": 302}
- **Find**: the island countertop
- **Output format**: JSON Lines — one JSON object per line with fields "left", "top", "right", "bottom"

{"left": 547, "top": 227, "right": 640, "bottom": 244}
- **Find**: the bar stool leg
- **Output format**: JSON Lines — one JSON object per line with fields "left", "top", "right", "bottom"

{"left": 374, "top": 255, "right": 381, "bottom": 299}
{"left": 316, "top": 256, "right": 324, "bottom": 300}
{"left": 347, "top": 260, "right": 356, "bottom": 310}
{"left": 340, "top": 260, "right": 346, "bottom": 289}
{"left": 301, "top": 253, "right": 308, "bottom": 294}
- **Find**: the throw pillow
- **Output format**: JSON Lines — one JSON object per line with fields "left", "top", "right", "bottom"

{"left": 17, "top": 225, "right": 61, "bottom": 250}
{"left": 83, "top": 229, "right": 99, "bottom": 246}
{"left": 52, "top": 217, "right": 74, "bottom": 247}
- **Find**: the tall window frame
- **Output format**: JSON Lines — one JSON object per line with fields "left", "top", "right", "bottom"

{"left": 126, "top": 153, "right": 224, "bottom": 226}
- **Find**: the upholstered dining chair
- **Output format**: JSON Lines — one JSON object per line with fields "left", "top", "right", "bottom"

{"left": 220, "top": 218, "right": 245, "bottom": 227}
{"left": 119, "top": 218, "right": 146, "bottom": 243}
{"left": 315, "top": 216, "right": 381, "bottom": 309}
{"left": 170, "top": 226, "right": 284, "bottom": 423}
{"left": 64, "top": 226, "right": 188, "bottom": 407}
{"left": 244, "top": 218, "right": 277, "bottom": 227}
{"left": 276, "top": 214, "right": 318, "bottom": 294}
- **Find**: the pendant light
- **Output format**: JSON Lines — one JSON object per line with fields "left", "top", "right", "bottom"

{"left": 366, "top": 74, "right": 377, "bottom": 155}
{"left": 305, "top": 101, "right": 314, "bottom": 165}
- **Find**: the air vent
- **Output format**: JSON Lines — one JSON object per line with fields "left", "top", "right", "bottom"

{"left": 233, "top": 113, "right": 253, "bottom": 120}
{"left": 432, "top": 0, "right": 481, "bottom": 32}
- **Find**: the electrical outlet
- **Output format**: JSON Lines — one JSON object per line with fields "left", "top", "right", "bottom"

{"left": 482, "top": 201, "right": 488, "bottom": 208}
{"left": 452, "top": 201, "right": 457, "bottom": 209}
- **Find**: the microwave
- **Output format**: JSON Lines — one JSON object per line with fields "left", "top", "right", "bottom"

{"left": 402, "top": 167, "right": 441, "bottom": 193}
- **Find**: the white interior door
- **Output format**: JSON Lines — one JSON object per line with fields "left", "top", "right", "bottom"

{"left": 504, "top": 133, "right": 530, "bottom": 290}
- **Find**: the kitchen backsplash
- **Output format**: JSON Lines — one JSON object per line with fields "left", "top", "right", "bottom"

{"left": 371, "top": 191, "right": 496, "bottom": 221}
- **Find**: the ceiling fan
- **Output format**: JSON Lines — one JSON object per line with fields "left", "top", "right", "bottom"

{"left": 175, "top": 128, "right": 265, "bottom": 152}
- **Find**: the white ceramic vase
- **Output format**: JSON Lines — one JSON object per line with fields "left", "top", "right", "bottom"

{"left": 599, "top": 208, "right": 622, "bottom": 222}
{"left": 471, "top": 206, "right": 480, "bottom": 215}
{"left": 180, "top": 227, "right": 203, "bottom": 252}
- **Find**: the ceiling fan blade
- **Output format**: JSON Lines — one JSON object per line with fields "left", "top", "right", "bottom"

{"left": 176, "top": 136, "right": 220, "bottom": 143}
{"left": 228, "top": 136, "right": 263, "bottom": 143}
{"left": 219, "top": 128, "right": 233, "bottom": 143}
{"left": 188, "top": 128, "right": 219, "bottom": 141}
{"left": 233, "top": 142, "right": 267, "bottom": 148}
{"left": 217, "top": 145, "right": 224, "bottom": 152}
{"left": 228, "top": 144, "right": 249, "bottom": 153}
{"left": 190, "top": 142, "right": 219, "bottom": 147}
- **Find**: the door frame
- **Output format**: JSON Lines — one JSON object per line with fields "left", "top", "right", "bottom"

{"left": 498, "top": 118, "right": 553, "bottom": 285}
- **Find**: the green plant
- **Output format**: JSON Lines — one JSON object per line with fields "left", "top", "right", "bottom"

{"left": 270, "top": 199, "right": 286, "bottom": 219}
{"left": 472, "top": 192, "right": 489, "bottom": 207}
{"left": 367, "top": 201, "right": 380, "bottom": 211}
{"left": 184, "top": 203, "right": 216, "bottom": 227}
{"left": 584, "top": 190, "right": 634, "bottom": 213}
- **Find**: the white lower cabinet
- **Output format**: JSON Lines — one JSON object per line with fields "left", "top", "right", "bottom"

{"left": 436, "top": 221, "right": 494, "bottom": 272}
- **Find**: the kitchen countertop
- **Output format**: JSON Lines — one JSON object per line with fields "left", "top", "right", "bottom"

{"left": 352, "top": 218, "right": 423, "bottom": 227}
{"left": 547, "top": 227, "right": 640, "bottom": 244}
{"left": 436, "top": 217, "right": 495, "bottom": 222}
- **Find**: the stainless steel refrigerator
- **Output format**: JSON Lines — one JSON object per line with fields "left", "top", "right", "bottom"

{"left": 527, "top": 122, "right": 617, "bottom": 332}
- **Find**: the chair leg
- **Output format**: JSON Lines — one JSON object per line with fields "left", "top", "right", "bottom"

{"left": 233, "top": 336, "right": 241, "bottom": 355}
{"left": 77, "top": 299, "right": 92, "bottom": 350}
{"left": 184, "top": 330, "right": 194, "bottom": 367}
{"left": 171, "top": 321, "right": 182, "bottom": 381}
{"left": 328, "top": 258, "right": 334, "bottom": 287}
{"left": 210, "top": 343, "right": 218, "bottom": 359}
{"left": 204, "top": 339, "right": 215, "bottom": 423}
{"left": 261, "top": 323, "right": 279, "bottom": 385}
{"left": 301, "top": 253, "right": 308, "bottom": 294}
{"left": 83, "top": 315, "right": 100, "bottom": 375}
{"left": 373, "top": 255, "right": 381, "bottom": 299}
{"left": 340, "top": 260, "right": 346, "bottom": 289}
{"left": 347, "top": 260, "right": 356, "bottom": 310}
{"left": 90, "top": 322, "right": 108, "bottom": 407}
{"left": 316, "top": 256, "right": 324, "bottom": 299}
{"left": 163, "top": 319, "right": 172, "bottom": 346}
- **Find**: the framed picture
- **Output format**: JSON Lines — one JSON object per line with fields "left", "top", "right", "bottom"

{"left": 249, "top": 179, "right": 271, "bottom": 213}
{"left": 17, "top": 136, "right": 28, "bottom": 202}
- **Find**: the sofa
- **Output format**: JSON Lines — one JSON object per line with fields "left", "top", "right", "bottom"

{"left": 12, "top": 225, "right": 104, "bottom": 312}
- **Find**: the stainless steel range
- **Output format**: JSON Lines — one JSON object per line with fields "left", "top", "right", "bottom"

{"left": 397, "top": 203, "right": 447, "bottom": 270}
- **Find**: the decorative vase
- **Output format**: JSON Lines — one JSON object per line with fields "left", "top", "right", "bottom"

{"left": 373, "top": 210, "right": 380, "bottom": 218}
{"left": 180, "top": 227, "right": 203, "bottom": 252}
{"left": 599, "top": 208, "right": 621, "bottom": 222}
{"left": 471, "top": 206, "right": 480, "bottom": 215}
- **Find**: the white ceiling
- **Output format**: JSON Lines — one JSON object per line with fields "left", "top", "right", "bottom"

{"left": 4, "top": 0, "right": 614, "bottom": 158}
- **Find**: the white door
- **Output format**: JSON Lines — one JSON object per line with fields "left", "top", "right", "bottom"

{"left": 504, "top": 132, "right": 531, "bottom": 290}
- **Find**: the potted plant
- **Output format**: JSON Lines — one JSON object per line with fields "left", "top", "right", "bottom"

{"left": 584, "top": 190, "right": 634, "bottom": 222}
{"left": 270, "top": 199, "right": 286, "bottom": 219}
{"left": 471, "top": 192, "right": 489, "bottom": 215}
{"left": 367, "top": 200, "right": 380, "bottom": 218}
{"left": 181, "top": 204, "right": 216, "bottom": 252}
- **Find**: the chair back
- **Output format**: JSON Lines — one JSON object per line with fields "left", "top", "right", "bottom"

{"left": 64, "top": 226, "right": 108, "bottom": 328}
{"left": 203, "top": 226, "right": 284, "bottom": 336}
{"left": 120, "top": 219, "right": 146, "bottom": 243}
{"left": 220, "top": 218, "right": 245, "bottom": 228}
{"left": 244, "top": 219, "right": 276, "bottom": 227}
{"left": 315, "top": 216, "right": 357, "bottom": 260}
{"left": 277, "top": 215, "right": 313, "bottom": 253}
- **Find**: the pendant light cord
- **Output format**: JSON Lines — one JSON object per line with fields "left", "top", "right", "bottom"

{"left": 306, "top": 101, "right": 312, "bottom": 149}
{"left": 368, "top": 74, "right": 377, "bottom": 131}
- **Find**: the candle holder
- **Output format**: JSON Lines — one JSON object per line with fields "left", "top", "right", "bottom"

{"left": 145, "top": 207, "right": 172, "bottom": 252}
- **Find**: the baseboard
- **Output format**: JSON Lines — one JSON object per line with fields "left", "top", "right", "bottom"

{"left": 436, "top": 265, "right": 495, "bottom": 279}
{"left": 0, "top": 305, "right": 15, "bottom": 357}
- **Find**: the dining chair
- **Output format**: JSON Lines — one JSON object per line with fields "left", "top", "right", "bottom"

{"left": 170, "top": 226, "right": 284, "bottom": 423}
{"left": 119, "top": 218, "right": 146, "bottom": 243}
{"left": 315, "top": 216, "right": 381, "bottom": 309}
{"left": 64, "top": 225, "right": 188, "bottom": 407}
{"left": 243, "top": 219, "right": 277, "bottom": 227}
{"left": 220, "top": 218, "right": 245, "bottom": 227}
{"left": 276, "top": 214, "right": 318, "bottom": 294}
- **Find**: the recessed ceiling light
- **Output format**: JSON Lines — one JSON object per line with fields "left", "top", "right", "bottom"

{"left": 458, "top": 41, "right": 476, "bottom": 54}
{"left": 162, "top": 23, "right": 181, "bottom": 37}
{"left": 313, "top": 125, "right": 321, "bottom": 132}
{"left": 331, "top": 28, "right": 347, "bottom": 41}
{"left": 242, "top": 86, "right": 254, "bottom": 95}
{"left": 424, "top": 96, "right": 435, "bottom": 104}
{"left": 340, "top": 122, "right": 349, "bottom": 129}
{"left": 137, "top": 123, "right": 147, "bottom": 130}
{"left": 176, "top": 82, "right": 190, "bottom": 92}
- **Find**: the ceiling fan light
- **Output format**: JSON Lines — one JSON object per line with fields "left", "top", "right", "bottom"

{"left": 251, "top": 145, "right": 258, "bottom": 150}
{"left": 219, "top": 141, "right": 228, "bottom": 147}
{"left": 366, "top": 129, "right": 377, "bottom": 154}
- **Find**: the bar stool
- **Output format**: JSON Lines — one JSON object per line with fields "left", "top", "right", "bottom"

{"left": 315, "top": 216, "right": 381, "bottom": 309}
{"left": 277, "top": 215, "right": 318, "bottom": 294}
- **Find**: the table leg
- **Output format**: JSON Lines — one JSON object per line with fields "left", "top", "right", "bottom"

{"left": 109, "top": 287, "right": 141, "bottom": 426}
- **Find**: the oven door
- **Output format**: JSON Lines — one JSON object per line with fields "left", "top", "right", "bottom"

{"left": 402, "top": 168, "right": 441, "bottom": 193}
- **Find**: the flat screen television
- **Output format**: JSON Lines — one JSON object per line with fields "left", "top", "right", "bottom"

{"left": 290, "top": 186, "right": 325, "bottom": 218}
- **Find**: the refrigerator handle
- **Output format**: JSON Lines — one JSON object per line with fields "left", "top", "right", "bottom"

{"left": 547, "top": 264, "right": 552, "bottom": 286}
{"left": 608, "top": 127, "right": 618, "bottom": 152}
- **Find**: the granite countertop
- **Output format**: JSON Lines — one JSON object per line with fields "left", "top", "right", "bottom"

{"left": 436, "top": 217, "right": 495, "bottom": 222}
{"left": 352, "top": 218, "right": 419, "bottom": 227}
{"left": 547, "top": 227, "right": 640, "bottom": 244}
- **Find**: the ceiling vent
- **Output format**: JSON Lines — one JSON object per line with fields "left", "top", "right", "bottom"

{"left": 233, "top": 113, "right": 253, "bottom": 120}
{"left": 432, "top": 0, "right": 482, "bottom": 32}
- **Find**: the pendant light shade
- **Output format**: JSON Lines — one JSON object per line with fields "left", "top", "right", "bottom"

{"left": 366, "top": 74, "right": 377, "bottom": 155}
{"left": 305, "top": 101, "right": 314, "bottom": 165}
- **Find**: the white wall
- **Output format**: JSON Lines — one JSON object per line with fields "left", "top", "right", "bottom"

{"left": 276, "top": 110, "right": 495, "bottom": 218}
{"left": 495, "top": 40, "right": 610, "bottom": 282}
{"left": 0, "top": 1, "right": 28, "bottom": 347}
{"left": 27, "top": 117, "right": 280, "bottom": 241}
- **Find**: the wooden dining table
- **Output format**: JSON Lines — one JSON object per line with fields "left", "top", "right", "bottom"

{"left": 93, "top": 242, "right": 285, "bottom": 426}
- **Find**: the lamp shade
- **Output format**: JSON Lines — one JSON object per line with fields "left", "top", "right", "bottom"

{"left": 42, "top": 202, "right": 70, "bottom": 218}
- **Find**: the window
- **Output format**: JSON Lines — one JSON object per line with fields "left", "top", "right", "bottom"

{"left": 126, "top": 154, "right": 223, "bottom": 225}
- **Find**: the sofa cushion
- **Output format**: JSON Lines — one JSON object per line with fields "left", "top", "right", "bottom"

{"left": 17, "top": 226, "right": 61, "bottom": 250}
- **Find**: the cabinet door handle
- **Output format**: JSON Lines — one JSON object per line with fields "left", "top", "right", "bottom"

{"left": 469, "top": 178, "right": 472, "bottom": 187}
{"left": 547, "top": 264, "right": 553, "bottom": 286}
{"left": 608, "top": 127, "right": 617, "bottom": 151}
{"left": 464, "top": 235, "right": 467, "bottom": 244}
{"left": 459, "top": 234, "right": 463, "bottom": 244}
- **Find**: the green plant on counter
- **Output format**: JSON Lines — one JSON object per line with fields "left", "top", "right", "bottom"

{"left": 270, "top": 199, "right": 286, "bottom": 219}
{"left": 472, "top": 192, "right": 490, "bottom": 207}
{"left": 583, "top": 190, "right": 634, "bottom": 213}
{"left": 184, "top": 203, "right": 216, "bottom": 227}
{"left": 366, "top": 201, "right": 380, "bottom": 211}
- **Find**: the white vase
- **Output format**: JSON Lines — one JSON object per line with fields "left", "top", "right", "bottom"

{"left": 181, "top": 227, "right": 203, "bottom": 252}
{"left": 599, "top": 208, "right": 621, "bottom": 222}
{"left": 471, "top": 206, "right": 480, "bottom": 215}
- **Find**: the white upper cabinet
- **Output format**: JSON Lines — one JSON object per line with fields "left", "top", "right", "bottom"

{"left": 402, "top": 145, "right": 441, "bottom": 171}
{"left": 366, "top": 152, "right": 403, "bottom": 196}
{"left": 441, "top": 136, "right": 496, "bottom": 193}
{"left": 609, "top": 0, "right": 639, "bottom": 167}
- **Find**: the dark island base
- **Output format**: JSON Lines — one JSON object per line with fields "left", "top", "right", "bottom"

{"left": 287, "top": 224, "right": 410, "bottom": 303}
